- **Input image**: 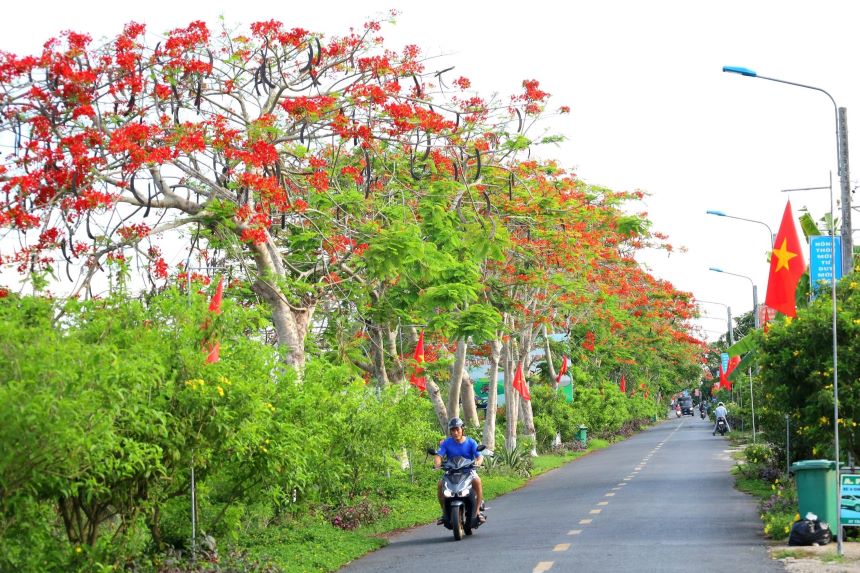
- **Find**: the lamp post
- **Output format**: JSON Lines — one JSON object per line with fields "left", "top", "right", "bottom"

{"left": 726, "top": 66, "right": 848, "bottom": 554}
{"left": 722, "top": 66, "right": 852, "bottom": 280}
{"left": 782, "top": 178, "right": 842, "bottom": 553}
{"left": 706, "top": 210, "right": 775, "bottom": 248}
{"left": 696, "top": 299, "right": 734, "bottom": 345}
{"left": 708, "top": 267, "right": 760, "bottom": 329}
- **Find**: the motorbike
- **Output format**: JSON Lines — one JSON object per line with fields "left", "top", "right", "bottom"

{"left": 675, "top": 407, "right": 682, "bottom": 418}
{"left": 428, "top": 445, "right": 486, "bottom": 540}
{"left": 700, "top": 409, "right": 706, "bottom": 420}
{"left": 716, "top": 417, "right": 728, "bottom": 436}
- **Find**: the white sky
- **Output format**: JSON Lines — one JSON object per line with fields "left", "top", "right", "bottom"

{"left": 3, "top": 0, "right": 859, "bottom": 341}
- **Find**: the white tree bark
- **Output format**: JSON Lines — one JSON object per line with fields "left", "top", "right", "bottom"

{"left": 446, "top": 338, "right": 469, "bottom": 421}
{"left": 482, "top": 338, "right": 502, "bottom": 451}
{"left": 461, "top": 371, "right": 480, "bottom": 428}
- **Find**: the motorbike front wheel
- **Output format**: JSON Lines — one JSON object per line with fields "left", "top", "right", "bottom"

{"left": 453, "top": 505, "right": 464, "bottom": 541}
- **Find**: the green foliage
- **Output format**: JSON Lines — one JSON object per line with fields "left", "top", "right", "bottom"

{"left": 530, "top": 385, "right": 583, "bottom": 449}
{"left": 0, "top": 291, "right": 437, "bottom": 572}
{"left": 756, "top": 276, "right": 860, "bottom": 462}
{"left": 484, "top": 443, "right": 534, "bottom": 477}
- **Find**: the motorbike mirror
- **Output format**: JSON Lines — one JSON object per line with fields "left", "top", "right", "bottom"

{"left": 426, "top": 448, "right": 438, "bottom": 456}
{"left": 477, "top": 444, "right": 487, "bottom": 452}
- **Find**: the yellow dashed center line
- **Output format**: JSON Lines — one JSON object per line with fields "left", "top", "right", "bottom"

{"left": 597, "top": 501, "right": 609, "bottom": 506}
{"left": 568, "top": 529, "right": 582, "bottom": 535}
{"left": 579, "top": 518, "right": 592, "bottom": 524}
{"left": 605, "top": 492, "right": 615, "bottom": 497}
{"left": 589, "top": 509, "right": 602, "bottom": 514}
{"left": 533, "top": 562, "right": 554, "bottom": 573}
{"left": 554, "top": 543, "right": 571, "bottom": 552}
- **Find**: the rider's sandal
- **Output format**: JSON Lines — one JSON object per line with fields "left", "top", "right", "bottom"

{"left": 477, "top": 513, "right": 486, "bottom": 524}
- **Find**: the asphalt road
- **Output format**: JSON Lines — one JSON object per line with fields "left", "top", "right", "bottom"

{"left": 340, "top": 415, "right": 785, "bottom": 573}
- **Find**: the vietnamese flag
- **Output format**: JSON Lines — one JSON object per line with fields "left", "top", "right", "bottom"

{"left": 620, "top": 373, "right": 626, "bottom": 394}
{"left": 409, "top": 331, "right": 427, "bottom": 391}
{"left": 765, "top": 201, "right": 806, "bottom": 317}
{"left": 512, "top": 363, "right": 531, "bottom": 401}
{"left": 722, "top": 356, "right": 740, "bottom": 391}
{"left": 555, "top": 355, "right": 568, "bottom": 384}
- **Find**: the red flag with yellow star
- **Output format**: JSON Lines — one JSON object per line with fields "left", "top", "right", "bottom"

{"left": 765, "top": 201, "right": 806, "bottom": 318}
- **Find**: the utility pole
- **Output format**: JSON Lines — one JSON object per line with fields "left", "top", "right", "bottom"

{"left": 839, "top": 107, "right": 853, "bottom": 273}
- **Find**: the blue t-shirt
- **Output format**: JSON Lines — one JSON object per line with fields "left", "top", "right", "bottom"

{"left": 438, "top": 436, "right": 480, "bottom": 460}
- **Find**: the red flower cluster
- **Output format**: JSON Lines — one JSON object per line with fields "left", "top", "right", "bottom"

{"left": 582, "top": 331, "right": 596, "bottom": 352}
{"left": 117, "top": 223, "right": 151, "bottom": 241}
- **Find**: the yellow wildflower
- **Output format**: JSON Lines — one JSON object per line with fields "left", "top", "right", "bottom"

{"left": 820, "top": 416, "right": 829, "bottom": 425}
{"left": 185, "top": 379, "right": 205, "bottom": 390}
{"left": 217, "top": 386, "right": 224, "bottom": 397}
{"left": 75, "top": 546, "right": 82, "bottom": 554}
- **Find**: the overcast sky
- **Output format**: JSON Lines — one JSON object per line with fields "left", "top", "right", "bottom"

{"left": 4, "top": 0, "right": 859, "bottom": 341}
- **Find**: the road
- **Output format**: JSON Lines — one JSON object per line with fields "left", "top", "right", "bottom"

{"left": 340, "top": 415, "right": 785, "bottom": 573}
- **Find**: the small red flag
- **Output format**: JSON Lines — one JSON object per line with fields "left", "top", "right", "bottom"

{"left": 555, "top": 355, "right": 568, "bottom": 384}
{"left": 512, "top": 363, "right": 531, "bottom": 401}
{"left": 409, "top": 331, "right": 427, "bottom": 391}
{"left": 620, "top": 373, "right": 626, "bottom": 394}
{"left": 205, "top": 341, "right": 221, "bottom": 363}
{"left": 202, "top": 277, "right": 224, "bottom": 363}
{"left": 764, "top": 201, "right": 806, "bottom": 318}
{"left": 209, "top": 277, "right": 224, "bottom": 314}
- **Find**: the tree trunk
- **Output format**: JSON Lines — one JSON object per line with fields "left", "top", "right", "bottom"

{"left": 519, "top": 329, "right": 538, "bottom": 455}
{"left": 426, "top": 378, "right": 448, "bottom": 433}
{"left": 482, "top": 338, "right": 502, "bottom": 451}
{"left": 368, "top": 323, "right": 391, "bottom": 387}
{"left": 542, "top": 324, "right": 559, "bottom": 390}
{"left": 520, "top": 394, "right": 538, "bottom": 456}
{"left": 386, "top": 326, "right": 405, "bottom": 383}
{"left": 446, "top": 338, "right": 468, "bottom": 421}
{"left": 503, "top": 338, "right": 518, "bottom": 451}
{"left": 249, "top": 240, "right": 312, "bottom": 370}
{"left": 461, "top": 371, "right": 479, "bottom": 428}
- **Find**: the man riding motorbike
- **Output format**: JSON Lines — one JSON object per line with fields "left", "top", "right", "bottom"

{"left": 434, "top": 417, "right": 485, "bottom": 524}
{"left": 712, "top": 401, "right": 731, "bottom": 435}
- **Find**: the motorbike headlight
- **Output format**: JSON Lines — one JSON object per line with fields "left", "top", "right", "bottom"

{"left": 443, "top": 488, "right": 453, "bottom": 498}
{"left": 459, "top": 487, "right": 471, "bottom": 497}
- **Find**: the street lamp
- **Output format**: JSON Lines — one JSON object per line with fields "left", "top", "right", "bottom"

{"left": 782, "top": 179, "right": 842, "bottom": 553}
{"left": 695, "top": 299, "right": 734, "bottom": 345}
{"left": 722, "top": 66, "right": 851, "bottom": 277}
{"left": 708, "top": 267, "right": 760, "bottom": 329}
{"left": 706, "top": 210, "right": 775, "bottom": 248}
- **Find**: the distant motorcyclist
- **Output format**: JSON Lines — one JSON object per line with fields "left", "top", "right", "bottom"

{"left": 712, "top": 402, "right": 731, "bottom": 435}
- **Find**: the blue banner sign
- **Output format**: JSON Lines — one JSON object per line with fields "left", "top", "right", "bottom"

{"left": 809, "top": 236, "right": 842, "bottom": 299}
{"left": 720, "top": 352, "right": 729, "bottom": 374}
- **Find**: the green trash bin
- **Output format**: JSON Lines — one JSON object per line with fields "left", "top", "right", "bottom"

{"left": 790, "top": 460, "right": 838, "bottom": 527}
{"left": 576, "top": 425, "right": 588, "bottom": 446}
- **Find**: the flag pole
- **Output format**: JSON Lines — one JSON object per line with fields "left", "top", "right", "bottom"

{"left": 829, "top": 171, "right": 842, "bottom": 555}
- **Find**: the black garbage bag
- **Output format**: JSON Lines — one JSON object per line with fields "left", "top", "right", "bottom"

{"left": 788, "top": 518, "right": 833, "bottom": 546}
